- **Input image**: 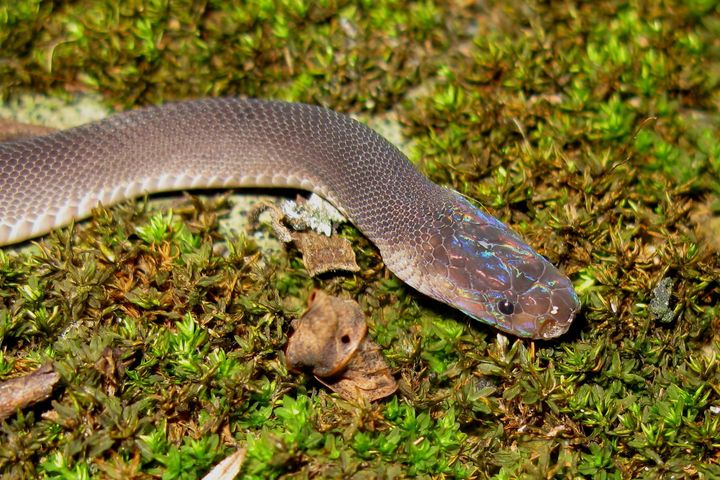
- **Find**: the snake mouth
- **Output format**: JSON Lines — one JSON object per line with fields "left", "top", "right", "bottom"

{"left": 532, "top": 311, "right": 576, "bottom": 339}
{"left": 534, "top": 284, "right": 580, "bottom": 339}
{"left": 446, "top": 280, "right": 580, "bottom": 339}
{"left": 513, "top": 283, "right": 580, "bottom": 339}
{"left": 462, "top": 306, "right": 577, "bottom": 339}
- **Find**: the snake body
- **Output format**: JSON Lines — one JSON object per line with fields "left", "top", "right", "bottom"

{"left": 0, "top": 98, "right": 579, "bottom": 338}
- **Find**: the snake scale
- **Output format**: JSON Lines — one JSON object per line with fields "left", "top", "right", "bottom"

{"left": 0, "top": 98, "right": 579, "bottom": 338}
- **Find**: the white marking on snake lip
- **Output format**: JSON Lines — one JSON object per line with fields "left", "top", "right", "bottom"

{"left": 190, "top": 175, "right": 210, "bottom": 188}
{"left": 0, "top": 225, "right": 11, "bottom": 244}
{"left": 550, "top": 305, "right": 559, "bottom": 315}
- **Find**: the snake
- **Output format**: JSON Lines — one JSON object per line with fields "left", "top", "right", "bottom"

{"left": 0, "top": 98, "right": 579, "bottom": 339}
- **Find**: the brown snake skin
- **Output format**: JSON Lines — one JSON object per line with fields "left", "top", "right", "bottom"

{"left": 0, "top": 98, "right": 579, "bottom": 338}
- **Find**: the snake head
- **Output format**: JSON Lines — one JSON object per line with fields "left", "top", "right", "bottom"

{"left": 410, "top": 193, "right": 580, "bottom": 339}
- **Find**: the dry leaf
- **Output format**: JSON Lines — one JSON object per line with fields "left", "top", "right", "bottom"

{"left": 318, "top": 338, "right": 398, "bottom": 402}
{"left": 291, "top": 231, "right": 359, "bottom": 276}
{"left": 286, "top": 291, "right": 397, "bottom": 402}
{"left": 286, "top": 290, "right": 366, "bottom": 377}
{"left": 248, "top": 200, "right": 359, "bottom": 275}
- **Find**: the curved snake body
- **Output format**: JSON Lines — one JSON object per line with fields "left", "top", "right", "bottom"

{"left": 0, "top": 98, "right": 579, "bottom": 338}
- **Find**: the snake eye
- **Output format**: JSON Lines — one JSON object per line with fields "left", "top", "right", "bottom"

{"left": 498, "top": 300, "right": 514, "bottom": 315}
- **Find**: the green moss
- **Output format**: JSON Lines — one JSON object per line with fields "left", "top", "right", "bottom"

{"left": 1, "top": 0, "right": 720, "bottom": 478}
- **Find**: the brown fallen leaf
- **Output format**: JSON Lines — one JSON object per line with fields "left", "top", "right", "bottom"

{"left": 286, "top": 291, "right": 397, "bottom": 402}
{"left": 286, "top": 290, "right": 366, "bottom": 377}
{"left": 291, "top": 231, "right": 359, "bottom": 276}
{"left": 94, "top": 347, "right": 127, "bottom": 397}
{"left": 0, "top": 363, "right": 61, "bottom": 421}
{"left": 317, "top": 337, "right": 398, "bottom": 403}
{"left": 248, "top": 200, "right": 359, "bottom": 275}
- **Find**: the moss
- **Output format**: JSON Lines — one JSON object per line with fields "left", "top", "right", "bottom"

{"left": 1, "top": 0, "right": 720, "bottom": 478}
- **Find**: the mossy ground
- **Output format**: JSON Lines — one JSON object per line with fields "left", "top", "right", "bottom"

{"left": 1, "top": 1, "right": 719, "bottom": 478}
